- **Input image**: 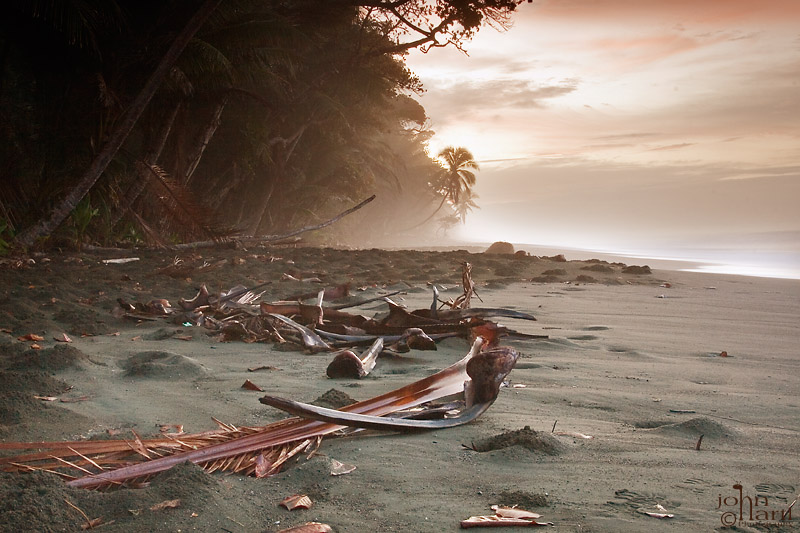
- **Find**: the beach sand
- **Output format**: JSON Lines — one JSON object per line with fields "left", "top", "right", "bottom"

{"left": 1, "top": 246, "right": 798, "bottom": 532}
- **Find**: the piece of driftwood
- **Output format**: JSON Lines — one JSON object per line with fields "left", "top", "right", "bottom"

{"left": 166, "top": 195, "right": 375, "bottom": 250}
{"left": 441, "top": 262, "right": 482, "bottom": 310}
{"left": 314, "top": 327, "right": 452, "bottom": 350}
{"left": 329, "top": 290, "right": 403, "bottom": 310}
{"left": 265, "top": 313, "right": 331, "bottom": 352}
{"left": 285, "top": 283, "right": 350, "bottom": 303}
{"left": 413, "top": 307, "right": 536, "bottom": 322}
{"left": 260, "top": 302, "right": 323, "bottom": 326}
{"left": 326, "top": 338, "right": 383, "bottom": 378}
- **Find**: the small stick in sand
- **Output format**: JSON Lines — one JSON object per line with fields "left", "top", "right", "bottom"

{"left": 64, "top": 498, "right": 97, "bottom": 530}
{"left": 552, "top": 420, "right": 558, "bottom": 433}
{"left": 695, "top": 434, "right": 704, "bottom": 450}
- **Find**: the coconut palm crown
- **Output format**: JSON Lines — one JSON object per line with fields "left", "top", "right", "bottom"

{"left": 435, "top": 146, "right": 479, "bottom": 207}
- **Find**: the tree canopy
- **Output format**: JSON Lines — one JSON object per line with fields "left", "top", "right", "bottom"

{"left": 0, "top": 0, "right": 525, "bottom": 249}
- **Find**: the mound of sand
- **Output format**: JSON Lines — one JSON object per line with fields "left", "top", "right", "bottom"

{"left": 0, "top": 376, "right": 89, "bottom": 438}
{"left": 5, "top": 344, "right": 89, "bottom": 372}
{"left": 121, "top": 351, "right": 208, "bottom": 379}
{"left": 52, "top": 303, "right": 115, "bottom": 336}
{"left": 471, "top": 426, "right": 565, "bottom": 455}
{"left": 639, "top": 417, "right": 739, "bottom": 439}
{"left": 312, "top": 388, "right": 357, "bottom": 409}
{"left": 0, "top": 462, "right": 224, "bottom": 533}
{"left": 0, "top": 370, "right": 70, "bottom": 394}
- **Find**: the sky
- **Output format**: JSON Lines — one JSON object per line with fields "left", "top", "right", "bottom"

{"left": 404, "top": 0, "right": 800, "bottom": 277}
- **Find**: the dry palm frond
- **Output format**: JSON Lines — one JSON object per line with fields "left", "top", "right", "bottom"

{"left": 0, "top": 337, "right": 513, "bottom": 490}
{"left": 136, "top": 161, "right": 234, "bottom": 243}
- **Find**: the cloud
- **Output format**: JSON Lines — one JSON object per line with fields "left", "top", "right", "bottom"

{"left": 718, "top": 166, "right": 800, "bottom": 181}
{"left": 646, "top": 143, "right": 695, "bottom": 152}
{"left": 527, "top": 0, "right": 800, "bottom": 24}
{"left": 588, "top": 33, "right": 706, "bottom": 67}
{"left": 422, "top": 78, "right": 578, "bottom": 116}
{"left": 593, "top": 132, "right": 662, "bottom": 141}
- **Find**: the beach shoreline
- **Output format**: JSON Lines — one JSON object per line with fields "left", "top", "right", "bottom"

{"left": 1, "top": 245, "right": 798, "bottom": 532}
{"left": 402, "top": 240, "right": 800, "bottom": 281}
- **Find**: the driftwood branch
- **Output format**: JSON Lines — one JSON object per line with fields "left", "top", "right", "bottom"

{"left": 168, "top": 194, "right": 376, "bottom": 250}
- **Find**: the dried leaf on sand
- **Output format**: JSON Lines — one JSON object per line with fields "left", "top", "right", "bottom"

{"left": 150, "top": 499, "right": 181, "bottom": 511}
{"left": 329, "top": 459, "right": 356, "bottom": 476}
{"left": 280, "top": 494, "right": 313, "bottom": 510}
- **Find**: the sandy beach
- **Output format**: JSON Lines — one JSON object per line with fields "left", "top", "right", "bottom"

{"left": 1, "top": 246, "right": 798, "bottom": 532}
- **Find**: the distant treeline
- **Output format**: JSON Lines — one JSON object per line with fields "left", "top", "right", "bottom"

{"left": 0, "top": 1, "right": 523, "bottom": 249}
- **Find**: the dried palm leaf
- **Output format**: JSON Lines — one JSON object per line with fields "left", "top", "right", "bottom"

{"left": 1, "top": 337, "right": 513, "bottom": 490}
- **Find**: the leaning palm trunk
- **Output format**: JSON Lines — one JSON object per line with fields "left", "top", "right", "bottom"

{"left": 0, "top": 338, "right": 517, "bottom": 490}
{"left": 110, "top": 103, "right": 181, "bottom": 228}
{"left": 183, "top": 95, "right": 228, "bottom": 186}
{"left": 403, "top": 193, "right": 447, "bottom": 231}
{"left": 14, "top": 0, "right": 223, "bottom": 247}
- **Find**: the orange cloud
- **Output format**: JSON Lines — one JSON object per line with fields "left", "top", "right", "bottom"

{"left": 530, "top": 0, "right": 800, "bottom": 24}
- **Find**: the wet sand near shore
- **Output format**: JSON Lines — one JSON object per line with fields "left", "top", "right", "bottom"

{"left": 1, "top": 246, "right": 798, "bottom": 532}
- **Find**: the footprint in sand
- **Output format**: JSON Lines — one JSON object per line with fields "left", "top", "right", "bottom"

{"left": 606, "top": 345, "right": 641, "bottom": 355}
{"left": 753, "top": 484, "right": 797, "bottom": 504}
{"left": 681, "top": 478, "right": 725, "bottom": 495}
{"left": 567, "top": 334, "right": 599, "bottom": 341}
{"left": 607, "top": 488, "right": 680, "bottom": 514}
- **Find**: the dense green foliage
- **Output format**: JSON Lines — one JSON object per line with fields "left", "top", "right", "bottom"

{"left": 0, "top": 0, "right": 523, "bottom": 248}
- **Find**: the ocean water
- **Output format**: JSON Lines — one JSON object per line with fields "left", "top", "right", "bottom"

{"left": 459, "top": 241, "right": 800, "bottom": 280}
{"left": 670, "top": 251, "right": 800, "bottom": 279}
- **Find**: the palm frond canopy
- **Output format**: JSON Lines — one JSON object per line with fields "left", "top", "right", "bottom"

{"left": 436, "top": 146, "right": 479, "bottom": 205}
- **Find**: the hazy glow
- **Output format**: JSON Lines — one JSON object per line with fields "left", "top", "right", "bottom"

{"left": 406, "top": 0, "right": 800, "bottom": 278}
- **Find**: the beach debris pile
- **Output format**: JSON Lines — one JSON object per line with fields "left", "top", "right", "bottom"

{"left": 0, "top": 259, "right": 546, "bottom": 533}
{"left": 0, "top": 258, "right": 553, "bottom": 531}
{"left": 112, "top": 262, "right": 543, "bottom": 379}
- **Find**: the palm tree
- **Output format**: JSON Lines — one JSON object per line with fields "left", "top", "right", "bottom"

{"left": 13, "top": 0, "right": 223, "bottom": 247}
{"left": 406, "top": 146, "right": 479, "bottom": 230}
{"left": 435, "top": 146, "right": 479, "bottom": 207}
{"left": 453, "top": 187, "right": 479, "bottom": 223}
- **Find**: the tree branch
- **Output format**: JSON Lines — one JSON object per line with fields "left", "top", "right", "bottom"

{"left": 169, "top": 194, "right": 377, "bottom": 250}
